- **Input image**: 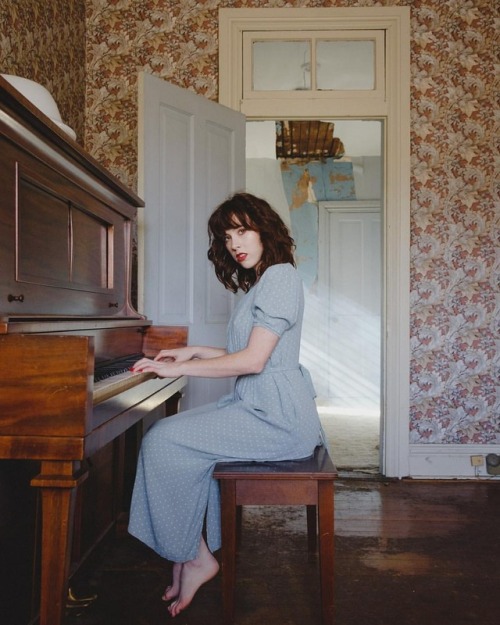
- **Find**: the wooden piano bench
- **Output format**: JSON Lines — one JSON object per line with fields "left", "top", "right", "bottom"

{"left": 213, "top": 445, "right": 337, "bottom": 625}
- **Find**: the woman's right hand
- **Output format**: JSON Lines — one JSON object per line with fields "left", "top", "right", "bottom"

{"left": 154, "top": 347, "right": 196, "bottom": 363}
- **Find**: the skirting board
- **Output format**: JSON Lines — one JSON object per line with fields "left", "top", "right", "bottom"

{"left": 409, "top": 444, "right": 500, "bottom": 479}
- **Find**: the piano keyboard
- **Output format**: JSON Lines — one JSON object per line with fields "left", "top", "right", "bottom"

{"left": 93, "top": 353, "right": 156, "bottom": 404}
{"left": 94, "top": 353, "right": 144, "bottom": 382}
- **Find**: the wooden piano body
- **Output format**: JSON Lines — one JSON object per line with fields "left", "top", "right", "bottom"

{"left": 0, "top": 76, "right": 187, "bottom": 625}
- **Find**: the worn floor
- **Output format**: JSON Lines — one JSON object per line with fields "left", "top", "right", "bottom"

{"left": 66, "top": 476, "right": 499, "bottom": 625}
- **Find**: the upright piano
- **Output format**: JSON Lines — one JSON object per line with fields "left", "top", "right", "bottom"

{"left": 0, "top": 76, "right": 187, "bottom": 625}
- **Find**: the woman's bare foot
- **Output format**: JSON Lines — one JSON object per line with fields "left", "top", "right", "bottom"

{"left": 167, "top": 537, "right": 219, "bottom": 617}
{"left": 162, "top": 562, "right": 183, "bottom": 601}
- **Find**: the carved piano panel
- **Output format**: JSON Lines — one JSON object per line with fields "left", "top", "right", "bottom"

{"left": 16, "top": 161, "right": 123, "bottom": 299}
{"left": 0, "top": 96, "right": 136, "bottom": 319}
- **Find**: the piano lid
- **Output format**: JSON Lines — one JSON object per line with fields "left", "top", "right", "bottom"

{"left": 0, "top": 75, "right": 144, "bottom": 207}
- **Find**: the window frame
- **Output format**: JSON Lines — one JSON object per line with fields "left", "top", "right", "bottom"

{"left": 244, "top": 30, "right": 385, "bottom": 101}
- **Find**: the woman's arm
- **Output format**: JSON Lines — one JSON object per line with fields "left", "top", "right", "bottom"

{"left": 153, "top": 345, "right": 226, "bottom": 363}
{"left": 131, "top": 326, "right": 279, "bottom": 379}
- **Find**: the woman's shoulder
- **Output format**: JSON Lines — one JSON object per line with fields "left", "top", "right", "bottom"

{"left": 261, "top": 263, "right": 298, "bottom": 281}
{"left": 255, "top": 263, "right": 301, "bottom": 294}
{"left": 252, "top": 263, "right": 302, "bottom": 326}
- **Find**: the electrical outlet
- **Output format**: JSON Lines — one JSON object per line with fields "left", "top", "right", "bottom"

{"left": 470, "top": 455, "right": 484, "bottom": 467}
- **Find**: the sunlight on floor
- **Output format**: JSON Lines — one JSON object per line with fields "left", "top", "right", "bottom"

{"left": 318, "top": 404, "right": 380, "bottom": 470}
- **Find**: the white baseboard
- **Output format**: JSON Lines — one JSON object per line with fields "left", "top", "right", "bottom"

{"left": 408, "top": 444, "right": 500, "bottom": 479}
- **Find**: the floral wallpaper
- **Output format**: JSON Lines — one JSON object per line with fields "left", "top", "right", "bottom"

{"left": 0, "top": 0, "right": 86, "bottom": 142}
{"left": 408, "top": 0, "right": 498, "bottom": 444}
{"left": 1, "top": 0, "right": 498, "bottom": 446}
{"left": 84, "top": 0, "right": 500, "bottom": 446}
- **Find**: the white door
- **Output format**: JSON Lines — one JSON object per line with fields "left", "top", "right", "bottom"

{"left": 318, "top": 201, "right": 381, "bottom": 411}
{"left": 137, "top": 72, "right": 246, "bottom": 409}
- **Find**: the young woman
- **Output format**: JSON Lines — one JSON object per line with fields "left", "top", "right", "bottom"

{"left": 128, "top": 192, "right": 324, "bottom": 617}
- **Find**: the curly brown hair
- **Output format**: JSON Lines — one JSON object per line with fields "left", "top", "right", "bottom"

{"left": 207, "top": 193, "right": 295, "bottom": 293}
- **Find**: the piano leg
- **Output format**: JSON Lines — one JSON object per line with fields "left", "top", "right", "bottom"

{"left": 31, "top": 461, "right": 88, "bottom": 625}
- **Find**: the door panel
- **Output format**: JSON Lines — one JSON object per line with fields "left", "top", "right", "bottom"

{"left": 319, "top": 203, "right": 381, "bottom": 410}
{"left": 138, "top": 73, "right": 245, "bottom": 409}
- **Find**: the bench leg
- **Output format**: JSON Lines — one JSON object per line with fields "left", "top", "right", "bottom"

{"left": 236, "top": 505, "right": 243, "bottom": 547}
{"left": 219, "top": 480, "right": 237, "bottom": 625}
{"left": 306, "top": 505, "right": 317, "bottom": 552}
{"left": 318, "top": 481, "right": 335, "bottom": 625}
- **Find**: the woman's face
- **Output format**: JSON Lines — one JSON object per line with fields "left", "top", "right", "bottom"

{"left": 224, "top": 219, "right": 264, "bottom": 271}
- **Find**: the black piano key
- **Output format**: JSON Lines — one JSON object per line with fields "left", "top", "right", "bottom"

{"left": 94, "top": 353, "right": 144, "bottom": 382}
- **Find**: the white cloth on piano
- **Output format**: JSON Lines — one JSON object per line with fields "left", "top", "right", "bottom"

{"left": 128, "top": 264, "right": 323, "bottom": 562}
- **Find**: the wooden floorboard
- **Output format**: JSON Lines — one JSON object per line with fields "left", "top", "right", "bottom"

{"left": 63, "top": 477, "right": 498, "bottom": 625}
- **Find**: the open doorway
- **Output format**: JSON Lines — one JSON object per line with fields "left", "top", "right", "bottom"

{"left": 246, "top": 119, "right": 382, "bottom": 472}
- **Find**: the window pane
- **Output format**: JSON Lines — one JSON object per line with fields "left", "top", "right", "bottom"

{"left": 253, "top": 41, "right": 311, "bottom": 91}
{"left": 317, "top": 40, "right": 375, "bottom": 90}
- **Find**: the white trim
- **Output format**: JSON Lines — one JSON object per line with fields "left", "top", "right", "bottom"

{"left": 320, "top": 200, "right": 380, "bottom": 212}
{"left": 137, "top": 71, "right": 147, "bottom": 313}
{"left": 409, "top": 444, "right": 500, "bottom": 480}
{"left": 383, "top": 10, "right": 411, "bottom": 478}
{"left": 219, "top": 7, "right": 411, "bottom": 478}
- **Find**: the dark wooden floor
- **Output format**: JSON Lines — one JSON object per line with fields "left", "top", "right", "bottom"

{"left": 67, "top": 476, "right": 499, "bottom": 625}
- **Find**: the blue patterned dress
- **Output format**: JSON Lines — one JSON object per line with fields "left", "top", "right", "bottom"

{"left": 128, "top": 263, "right": 323, "bottom": 561}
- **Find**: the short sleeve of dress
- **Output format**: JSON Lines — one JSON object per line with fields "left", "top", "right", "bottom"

{"left": 251, "top": 264, "right": 301, "bottom": 337}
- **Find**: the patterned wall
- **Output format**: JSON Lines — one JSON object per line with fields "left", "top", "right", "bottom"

{"left": 407, "top": 1, "right": 498, "bottom": 444}
{"left": 2, "top": 0, "right": 498, "bottom": 445}
{"left": 0, "top": 0, "right": 86, "bottom": 142}
{"left": 84, "top": 0, "right": 499, "bottom": 446}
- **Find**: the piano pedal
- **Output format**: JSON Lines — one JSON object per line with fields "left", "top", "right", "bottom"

{"left": 66, "top": 586, "right": 98, "bottom": 612}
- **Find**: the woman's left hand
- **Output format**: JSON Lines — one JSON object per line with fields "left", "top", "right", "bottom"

{"left": 131, "top": 357, "right": 181, "bottom": 378}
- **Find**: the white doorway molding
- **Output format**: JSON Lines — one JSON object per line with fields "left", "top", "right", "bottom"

{"left": 219, "top": 7, "right": 411, "bottom": 477}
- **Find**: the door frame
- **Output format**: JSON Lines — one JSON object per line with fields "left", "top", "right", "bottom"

{"left": 219, "top": 7, "right": 411, "bottom": 477}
